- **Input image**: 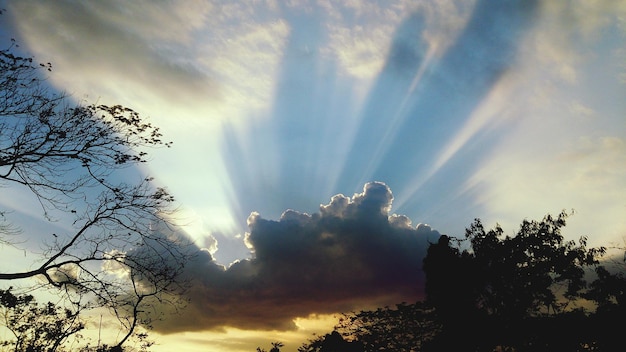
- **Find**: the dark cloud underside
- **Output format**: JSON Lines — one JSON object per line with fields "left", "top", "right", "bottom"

{"left": 154, "top": 182, "right": 440, "bottom": 332}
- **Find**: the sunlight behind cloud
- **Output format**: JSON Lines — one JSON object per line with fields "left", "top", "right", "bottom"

{"left": 392, "top": 70, "right": 520, "bottom": 211}
{"left": 153, "top": 314, "right": 337, "bottom": 352}
{"left": 459, "top": 0, "right": 626, "bottom": 247}
{"left": 2, "top": 0, "right": 624, "bottom": 350}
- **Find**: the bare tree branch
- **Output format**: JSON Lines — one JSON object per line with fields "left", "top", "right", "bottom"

{"left": 0, "top": 41, "right": 193, "bottom": 349}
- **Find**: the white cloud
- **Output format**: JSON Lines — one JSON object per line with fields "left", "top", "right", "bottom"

{"left": 102, "top": 249, "right": 130, "bottom": 279}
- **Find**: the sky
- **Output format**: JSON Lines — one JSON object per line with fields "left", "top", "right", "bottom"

{"left": 1, "top": 0, "right": 625, "bottom": 351}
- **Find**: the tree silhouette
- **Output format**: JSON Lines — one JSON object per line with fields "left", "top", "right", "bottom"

{"left": 0, "top": 39, "right": 192, "bottom": 349}
{"left": 299, "top": 212, "right": 624, "bottom": 351}
{"left": 586, "top": 265, "right": 626, "bottom": 311}
{"left": 299, "top": 303, "right": 439, "bottom": 352}
{"left": 256, "top": 341, "right": 284, "bottom": 352}
{"left": 0, "top": 287, "right": 155, "bottom": 352}
{"left": 0, "top": 287, "right": 84, "bottom": 352}
{"left": 422, "top": 211, "right": 612, "bottom": 351}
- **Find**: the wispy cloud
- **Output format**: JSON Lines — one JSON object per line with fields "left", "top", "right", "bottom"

{"left": 8, "top": 0, "right": 218, "bottom": 111}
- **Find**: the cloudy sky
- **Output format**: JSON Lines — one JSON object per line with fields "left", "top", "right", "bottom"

{"left": 1, "top": 0, "right": 625, "bottom": 351}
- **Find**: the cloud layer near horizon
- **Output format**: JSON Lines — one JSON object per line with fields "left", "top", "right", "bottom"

{"left": 154, "top": 182, "right": 439, "bottom": 332}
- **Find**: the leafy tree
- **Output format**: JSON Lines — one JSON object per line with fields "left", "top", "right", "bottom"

{"left": 0, "top": 287, "right": 155, "bottom": 352}
{"left": 582, "top": 264, "right": 626, "bottom": 351}
{"left": 299, "top": 331, "right": 363, "bottom": 352}
{"left": 0, "top": 287, "right": 84, "bottom": 352}
{"left": 586, "top": 265, "right": 626, "bottom": 311}
{"left": 256, "top": 341, "right": 284, "bottom": 352}
{"left": 300, "top": 212, "right": 624, "bottom": 351}
{"left": 299, "top": 302, "right": 438, "bottom": 352}
{"left": 422, "top": 211, "right": 611, "bottom": 351}
{"left": 0, "top": 38, "right": 192, "bottom": 348}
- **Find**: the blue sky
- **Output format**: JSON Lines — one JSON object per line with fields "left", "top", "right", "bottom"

{"left": 1, "top": 1, "right": 625, "bottom": 351}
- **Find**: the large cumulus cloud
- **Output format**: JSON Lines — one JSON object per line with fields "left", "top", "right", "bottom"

{"left": 155, "top": 182, "right": 440, "bottom": 332}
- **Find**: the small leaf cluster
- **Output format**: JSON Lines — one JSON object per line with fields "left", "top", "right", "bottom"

{"left": 0, "top": 288, "right": 84, "bottom": 352}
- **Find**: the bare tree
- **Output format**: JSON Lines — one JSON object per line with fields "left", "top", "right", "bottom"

{"left": 0, "top": 40, "right": 192, "bottom": 349}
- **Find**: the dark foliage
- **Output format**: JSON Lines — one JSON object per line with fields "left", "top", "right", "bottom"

{"left": 299, "top": 212, "right": 624, "bottom": 351}
{"left": 0, "top": 288, "right": 83, "bottom": 352}
{"left": 257, "top": 341, "right": 284, "bottom": 352}
{"left": 422, "top": 211, "right": 620, "bottom": 351}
